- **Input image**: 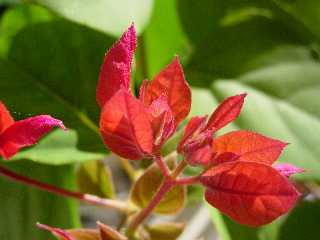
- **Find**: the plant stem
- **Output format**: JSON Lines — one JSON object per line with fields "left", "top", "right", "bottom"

{"left": 0, "top": 165, "right": 134, "bottom": 214}
{"left": 154, "top": 153, "right": 170, "bottom": 177}
{"left": 176, "top": 176, "right": 201, "bottom": 185}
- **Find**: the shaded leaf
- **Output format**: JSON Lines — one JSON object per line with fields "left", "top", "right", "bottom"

{"left": 98, "top": 222, "right": 127, "bottom": 240}
{"left": 145, "top": 222, "right": 185, "bottom": 240}
{"left": 130, "top": 158, "right": 186, "bottom": 214}
{"left": 77, "top": 160, "right": 115, "bottom": 199}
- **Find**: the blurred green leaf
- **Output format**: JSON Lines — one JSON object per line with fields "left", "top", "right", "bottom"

{"left": 130, "top": 157, "right": 186, "bottom": 214}
{"left": 10, "top": 130, "right": 105, "bottom": 165}
{"left": 32, "top": 0, "right": 154, "bottom": 36}
{"left": 0, "top": 4, "right": 54, "bottom": 57}
{"left": 145, "top": 222, "right": 185, "bottom": 240}
{"left": 77, "top": 160, "right": 115, "bottom": 199}
{"left": 0, "top": 161, "right": 80, "bottom": 240}
{"left": 0, "top": 20, "right": 115, "bottom": 152}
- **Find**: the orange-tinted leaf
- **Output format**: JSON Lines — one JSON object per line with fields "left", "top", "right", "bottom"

{"left": 148, "top": 95, "right": 175, "bottom": 147}
{"left": 96, "top": 24, "right": 136, "bottom": 108}
{"left": 213, "top": 130, "right": 288, "bottom": 165}
{"left": 0, "top": 101, "right": 14, "bottom": 133}
{"left": 206, "top": 94, "right": 246, "bottom": 131}
{"left": 0, "top": 115, "right": 66, "bottom": 160}
{"left": 99, "top": 90, "right": 153, "bottom": 160}
{"left": 211, "top": 152, "right": 240, "bottom": 165}
{"left": 201, "top": 161, "right": 299, "bottom": 227}
{"left": 98, "top": 222, "right": 127, "bottom": 240}
{"left": 141, "top": 57, "right": 191, "bottom": 126}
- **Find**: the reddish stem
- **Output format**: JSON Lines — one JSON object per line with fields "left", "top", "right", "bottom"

{"left": 154, "top": 153, "right": 170, "bottom": 177}
{"left": 0, "top": 165, "right": 132, "bottom": 213}
{"left": 176, "top": 176, "right": 201, "bottom": 185}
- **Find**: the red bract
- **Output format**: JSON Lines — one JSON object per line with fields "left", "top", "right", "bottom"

{"left": 99, "top": 90, "right": 153, "bottom": 160}
{"left": 0, "top": 102, "right": 66, "bottom": 160}
{"left": 97, "top": 25, "right": 191, "bottom": 159}
{"left": 200, "top": 161, "right": 300, "bottom": 227}
{"left": 96, "top": 24, "right": 136, "bottom": 108}
{"left": 213, "top": 130, "right": 288, "bottom": 165}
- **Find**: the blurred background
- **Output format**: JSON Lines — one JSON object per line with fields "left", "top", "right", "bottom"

{"left": 0, "top": 0, "right": 319, "bottom": 239}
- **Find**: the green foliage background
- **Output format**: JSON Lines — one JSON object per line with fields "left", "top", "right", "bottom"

{"left": 0, "top": 0, "right": 320, "bottom": 239}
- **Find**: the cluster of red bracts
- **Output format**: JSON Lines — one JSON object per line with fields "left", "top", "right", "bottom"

{"left": 0, "top": 24, "right": 304, "bottom": 229}
{"left": 96, "top": 25, "right": 303, "bottom": 227}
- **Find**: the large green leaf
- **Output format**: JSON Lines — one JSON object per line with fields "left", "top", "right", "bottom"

{"left": 31, "top": 0, "right": 154, "bottom": 36}
{"left": 1, "top": 20, "right": 115, "bottom": 152}
{"left": 0, "top": 161, "right": 80, "bottom": 240}
{"left": 10, "top": 130, "right": 105, "bottom": 165}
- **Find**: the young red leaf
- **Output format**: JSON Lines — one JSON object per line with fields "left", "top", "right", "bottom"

{"left": 148, "top": 95, "right": 175, "bottom": 147}
{"left": 0, "top": 115, "right": 66, "bottom": 160}
{"left": 177, "top": 115, "right": 207, "bottom": 153}
{"left": 96, "top": 24, "right": 136, "bottom": 108}
{"left": 213, "top": 130, "right": 288, "bottom": 165}
{"left": 185, "top": 144, "right": 213, "bottom": 166}
{"left": 0, "top": 101, "right": 14, "bottom": 133}
{"left": 141, "top": 57, "right": 191, "bottom": 126}
{"left": 206, "top": 94, "right": 246, "bottom": 131}
{"left": 201, "top": 161, "right": 300, "bottom": 227}
{"left": 274, "top": 163, "right": 304, "bottom": 178}
{"left": 99, "top": 89, "right": 153, "bottom": 160}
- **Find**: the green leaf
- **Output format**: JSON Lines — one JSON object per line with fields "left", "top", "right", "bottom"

{"left": 77, "top": 160, "right": 115, "bottom": 199}
{"left": 32, "top": 0, "right": 154, "bottom": 36}
{"left": 0, "top": 161, "right": 80, "bottom": 240}
{"left": 145, "top": 222, "right": 185, "bottom": 240}
{"left": 1, "top": 20, "right": 115, "bottom": 152}
{"left": 143, "top": 0, "right": 190, "bottom": 78}
{"left": 0, "top": 4, "right": 54, "bottom": 57}
{"left": 130, "top": 157, "right": 186, "bottom": 214}
{"left": 211, "top": 78, "right": 320, "bottom": 181}
{"left": 11, "top": 130, "right": 105, "bottom": 165}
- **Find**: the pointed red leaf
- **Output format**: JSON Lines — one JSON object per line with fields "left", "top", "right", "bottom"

{"left": 201, "top": 161, "right": 299, "bottom": 227}
{"left": 185, "top": 144, "right": 213, "bottom": 166}
{"left": 96, "top": 24, "right": 136, "bottom": 108}
{"left": 213, "top": 130, "right": 288, "bottom": 165}
{"left": 141, "top": 57, "right": 191, "bottom": 126}
{"left": 177, "top": 116, "right": 207, "bottom": 153}
{"left": 275, "top": 163, "right": 304, "bottom": 178}
{"left": 148, "top": 95, "right": 175, "bottom": 147}
{"left": 37, "top": 223, "right": 75, "bottom": 240}
{"left": 0, "top": 101, "right": 14, "bottom": 133}
{"left": 0, "top": 115, "right": 66, "bottom": 160}
{"left": 99, "top": 90, "right": 153, "bottom": 160}
{"left": 206, "top": 94, "right": 246, "bottom": 131}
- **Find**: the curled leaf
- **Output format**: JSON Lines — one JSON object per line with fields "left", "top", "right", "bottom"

{"left": 0, "top": 115, "right": 66, "bottom": 160}
{"left": 185, "top": 144, "right": 213, "bottom": 166}
{"left": 141, "top": 57, "right": 191, "bottom": 126}
{"left": 201, "top": 161, "right": 300, "bottom": 226}
{"left": 213, "top": 130, "right": 288, "bottom": 165}
{"left": 98, "top": 222, "right": 127, "bottom": 240}
{"left": 99, "top": 90, "right": 153, "bottom": 160}
{"left": 96, "top": 24, "right": 136, "bottom": 108}
{"left": 206, "top": 93, "right": 246, "bottom": 131}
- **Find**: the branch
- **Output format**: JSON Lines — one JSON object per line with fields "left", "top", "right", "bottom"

{"left": 0, "top": 165, "right": 134, "bottom": 214}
